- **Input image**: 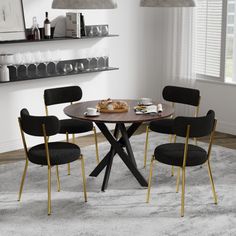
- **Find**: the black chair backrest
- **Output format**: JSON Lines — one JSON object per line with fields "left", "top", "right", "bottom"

{"left": 162, "top": 86, "right": 200, "bottom": 106}
{"left": 20, "top": 109, "right": 60, "bottom": 137}
{"left": 173, "top": 110, "right": 215, "bottom": 138}
{"left": 44, "top": 86, "right": 83, "bottom": 106}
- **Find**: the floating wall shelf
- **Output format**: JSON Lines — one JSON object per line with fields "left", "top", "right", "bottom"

{"left": 0, "top": 58, "right": 119, "bottom": 84}
{"left": 0, "top": 67, "right": 119, "bottom": 84}
{"left": 0, "top": 35, "right": 119, "bottom": 45}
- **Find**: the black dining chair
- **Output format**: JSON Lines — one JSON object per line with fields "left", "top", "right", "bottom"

{"left": 146, "top": 110, "right": 217, "bottom": 217}
{"left": 144, "top": 86, "right": 201, "bottom": 173}
{"left": 44, "top": 86, "right": 99, "bottom": 176}
{"left": 18, "top": 108, "right": 87, "bottom": 215}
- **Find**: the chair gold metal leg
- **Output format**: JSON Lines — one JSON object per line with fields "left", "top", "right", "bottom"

{"left": 93, "top": 126, "right": 100, "bottom": 164}
{"left": 18, "top": 159, "right": 28, "bottom": 201}
{"left": 80, "top": 155, "right": 87, "bottom": 202}
{"left": 56, "top": 166, "right": 61, "bottom": 192}
{"left": 176, "top": 167, "right": 180, "bottom": 193}
{"left": 146, "top": 156, "right": 155, "bottom": 203}
{"left": 170, "top": 135, "right": 176, "bottom": 177}
{"left": 66, "top": 132, "right": 71, "bottom": 176}
{"left": 181, "top": 167, "right": 186, "bottom": 217}
{"left": 144, "top": 126, "right": 150, "bottom": 168}
{"left": 48, "top": 167, "right": 52, "bottom": 215}
{"left": 174, "top": 135, "right": 177, "bottom": 143}
{"left": 72, "top": 133, "right": 76, "bottom": 144}
{"left": 171, "top": 166, "right": 174, "bottom": 177}
{"left": 207, "top": 161, "right": 218, "bottom": 204}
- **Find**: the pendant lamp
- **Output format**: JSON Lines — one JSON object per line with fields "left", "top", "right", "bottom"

{"left": 52, "top": 0, "right": 117, "bottom": 9}
{"left": 140, "top": 0, "right": 196, "bottom": 7}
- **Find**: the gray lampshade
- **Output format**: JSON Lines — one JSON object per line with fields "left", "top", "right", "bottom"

{"left": 52, "top": 0, "right": 117, "bottom": 9}
{"left": 140, "top": 0, "right": 196, "bottom": 7}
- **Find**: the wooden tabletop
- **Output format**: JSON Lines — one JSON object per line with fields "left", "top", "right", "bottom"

{"left": 64, "top": 99, "right": 174, "bottom": 124}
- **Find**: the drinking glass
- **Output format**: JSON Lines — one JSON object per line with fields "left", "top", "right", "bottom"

{"left": 101, "top": 48, "right": 109, "bottom": 69}
{"left": 95, "top": 26, "right": 102, "bottom": 37}
{"left": 95, "top": 56, "right": 101, "bottom": 70}
{"left": 93, "top": 48, "right": 103, "bottom": 70}
{"left": 88, "top": 26, "right": 94, "bottom": 37}
{"left": 85, "top": 57, "right": 93, "bottom": 71}
{"left": 102, "top": 56, "right": 109, "bottom": 69}
{"left": 52, "top": 49, "right": 62, "bottom": 75}
{"left": 26, "top": 52, "right": 35, "bottom": 78}
{"left": 44, "top": 50, "right": 52, "bottom": 75}
{"left": 102, "top": 25, "right": 109, "bottom": 36}
{"left": 12, "top": 53, "right": 23, "bottom": 78}
{"left": 78, "top": 62, "right": 85, "bottom": 72}
{"left": 34, "top": 51, "right": 44, "bottom": 76}
{"left": 63, "top": 63, "right": 73, "bottom": 74}
{"left": 22, "top": 52, "right": 33, "bottom": 78}
{"left": 74, "top": 62, "right": 79, "bottom": 73}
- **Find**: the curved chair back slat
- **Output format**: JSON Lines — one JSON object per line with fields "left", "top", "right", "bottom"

{"left": 173, "top": 110, "right": 215, "bottom": 138}
{"left": 20, "top": 108, "right": 60, "bottom": 137}
{"left": 162, "top": 86, "right": 200, "bottom": 106}
{"left": 44, "top": 86, "right": 83, "bottom": 106}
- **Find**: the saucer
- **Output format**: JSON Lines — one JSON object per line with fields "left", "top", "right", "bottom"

{"left": 84, "top": 112, "right": 100, "bottom": 117}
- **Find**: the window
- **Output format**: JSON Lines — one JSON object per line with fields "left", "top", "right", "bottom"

{"left": 195, "top": 0, "right": 236, "bottom": 83}
{"left": 196, "top": 0, "right": 227, "bottom": 82}
{"left": 225, "top": 0, "right": 235, "bottom": 81}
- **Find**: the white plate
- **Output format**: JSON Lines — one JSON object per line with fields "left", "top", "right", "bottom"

{"left": 84, "top": 112, "right": 100, "bottom": 117}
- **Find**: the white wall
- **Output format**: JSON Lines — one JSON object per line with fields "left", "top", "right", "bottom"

{"left": 0, "top": 0, "right": 163, "bottom": 153}
{"left": 196, "top": 80, "right": 236, "bottom": 135}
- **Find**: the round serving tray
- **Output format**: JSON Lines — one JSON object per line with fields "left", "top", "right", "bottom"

{"left": 98, "top": 107, "right": 129, "bottom": 113}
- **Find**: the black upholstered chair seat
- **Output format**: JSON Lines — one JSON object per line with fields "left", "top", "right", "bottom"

{"left": 154, "top": 143, "right": 208, "bottom": 167}
{"left": 28, "top": 142, "right": 81, "bottom": 166}
{"left": 149, "top": 119, "right": 174, "bottom": 134}
{"left": 18, "top": 108, "right": 88, "bottom": 215}
{"left": 59, "top": 119, "right": 93, "bottom": 134}
{"left": 147, "top": 111, "right": 217, "bottom": 217}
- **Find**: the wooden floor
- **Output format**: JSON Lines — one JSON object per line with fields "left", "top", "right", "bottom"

{"left": 0, "top": 124, "right": 236, "bottom": 165}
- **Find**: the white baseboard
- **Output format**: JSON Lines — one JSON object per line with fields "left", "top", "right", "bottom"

{"left": 0, "top": 139, "right": 23, "bottom": 153}
{"left": 216, "top": 120, "right": 236, "bottom": 136}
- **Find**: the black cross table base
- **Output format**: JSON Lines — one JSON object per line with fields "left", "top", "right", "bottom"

{"left": 90, "top": 122, "right": 148, "bottom": 191}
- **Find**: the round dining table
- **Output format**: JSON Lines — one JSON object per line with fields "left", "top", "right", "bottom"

{"left": 64, "top": 99, "right": 174, "bottom": 191}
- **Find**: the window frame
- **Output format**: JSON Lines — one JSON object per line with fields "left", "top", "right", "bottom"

{"left": 196, "top": 0, "right": 228, "bottom": 83}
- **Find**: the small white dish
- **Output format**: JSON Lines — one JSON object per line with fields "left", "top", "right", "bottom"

{"left": 84, "top": 112, "right": 100, "bottom": 117}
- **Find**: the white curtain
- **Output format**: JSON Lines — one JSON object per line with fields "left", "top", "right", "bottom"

{"left": 161, "top": 8, "right": 196, "bottom": 116}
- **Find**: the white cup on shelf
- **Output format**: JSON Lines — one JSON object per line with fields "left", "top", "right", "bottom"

{"left": 0, "top": 54, "right": 13, "bottom": 82}
{"left": 0, "top": 65, "right": 10, "bottom": 82}
{"left": 86, "top": 107, "right": 97, "bottom": 116}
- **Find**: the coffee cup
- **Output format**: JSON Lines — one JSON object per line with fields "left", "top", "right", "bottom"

{"left": 157, "top": 103, "right": 163, "bottom": 113}
{"left": 140, "top": 97, "right": 152, "bottom": 105}
{"left": 86, "top": 107, "right": 97, "bottom": 116}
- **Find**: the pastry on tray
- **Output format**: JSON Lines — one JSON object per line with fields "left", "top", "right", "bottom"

{"left": 97, "top": 99, "right": 129, "bottom": 113}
